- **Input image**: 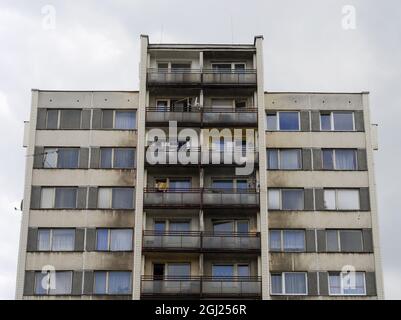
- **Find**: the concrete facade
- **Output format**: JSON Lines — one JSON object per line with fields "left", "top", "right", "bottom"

{"left": 16, "top": 36, "right": 383, "bottom": 300}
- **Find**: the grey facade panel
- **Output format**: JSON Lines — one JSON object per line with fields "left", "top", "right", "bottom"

{"left": 33, "top": 146, "right": 44, "bottom": 169}
{"left": 357, "top": 149, "right": 368, "bottom": 171}
{"left": 305, "top": 229, "right": 316, "bottom": 253}
{"left": 79, "top": 148, "right": 89, "bottom": 169}
{"left": 307, "top": 272, "right": 318, "bottom": 296}
{"left": 36, "top": 108, "right": 47, "bottom": 130}
{"left": 77, "top": 187, "right": 87, "bottom": 209}
{"left": 359, "top": 187, "right": 370, "bottom": 211}
{"left": 300, "top": 111, "right": 310, "bottom": 132}
{"left": 74, "top": 228, "right": 85, "bottom": 252}
{"left": 30, "top": 186, "right": 41, "bottom": 209}
{"left": 363, "top": 229, "right": 374, "bottom": 253}
{"left": 304, "top": 188, "right": 314, "bottom": 211}
{"left": 90, "top": 148, "right": 100, "bottom": 169}
{"left": 312, "top": 148, "right": 322, "bottom": 170}
{"left": 85, "top": 228, "right": 97, "bottom": 252}
{"left": 317, "top": 229, "right": 326, "bottom": 252}
{"left": 27, "top": 228, "right": 38, "bottom": 252}
{"left": 302, "top": 149, "right": 312, "bottom": 171}
{"left": 354, "top": 111, "right": 365, "bottom": 132}
{"left": 318, "top": 272, "right": 329, "bottom": 296}
{"left": 311, "top": 111, "right": 320, "bottom": 131}
{"left": 87, "top": 187, "right": 98, "bottom": 209}
{"left": 366, "top": 272, "right": 377, "bottom": 296}
{"left": 92, "top": 109, "right": 102, "bottom": 129}
{"left": 23, "top": 271, "right": 36, "bottom": 296}
{"left": 81, "top": 110, "right": 91, "bottom": 129}
{"left": 83, "top": 271, "right": 94, "bottom": 295}
{"left": 102, "top": 110, "right": 113, "bottom": 129}
{"left": 72, "top": 271, "right": 83, "bottom": 296}
{"left": 314, "top": 188, "right": 325, "bottom": 211}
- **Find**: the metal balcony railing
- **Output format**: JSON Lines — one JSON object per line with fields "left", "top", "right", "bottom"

{"left": 143, "top": 188, "right": 202, "bottom": 208}
{"left": 202, "top": 188, "right": 259, "bottom": 207}
{"left": 142, "top": 231, "right": 260, "bottom": 252}
{"left": 141, "top": 276, "right": 262, "bottom": 297}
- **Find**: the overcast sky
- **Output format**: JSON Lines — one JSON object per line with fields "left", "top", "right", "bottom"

{"left": 0, "top": 0, "right": 400, "bottom": 299}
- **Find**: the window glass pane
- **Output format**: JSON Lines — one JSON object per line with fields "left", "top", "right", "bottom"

{"left": 108, "top": 272, "right": 131, "bottom": 294}
{"left": 96, "top": 229, "right": 109, "bottom": 251}
{"left": 169, "top": 180, "right": 191, "bottom": 190}
{"left": 98, "top": 188, "right": 111, "bottom": 208}
{"left": 167, "top": 264, "right": 190, "bottom": 277}
{"left": 100, "top": 148, "right": 112, "bottom": 168}
{"left": 335, "top": 149, "right": 356, "bottom": 170}
{"left": 212, "top": 63, "right": 231, "bottom": 71}
{"left": 284, "top": 273, "right": 306, "bottom": 294}
{"left": 283, "top": 230, "right": 305, "bottom": 251}
{"left": 337, "top": 190, "right": 359, "bottom": 210}
{"left": 236, "top": 180, "right": 248, "bottom": 191}
{"left": 40, "top": 188, "right": 54, "bottom": 209}
{"left": 94, "top": 272, "right": 107, "bottom": 294}
{"left": 282, "top": 190, "right": 304, "bottom": 210}
{"left": 57, "top": 148, "right": 79, "bottom": 168}
{"left": 269, "top": 230, "right": 281, "bottom": 251}
{"left": 169, "top": 222, "right": 190, "bottom": 232}
{"left": 37, "top": 230, "right": 51, "bottom": 251}
{"left": 60, "top": 110, "right": 81, "bottom": 129}
{"left": 268, "top": 190, "right": 280, "bottom": 209}
{"left": 326, "top": 230, "right": 339, "bottom": 252}
{"left": 271, "top": 274, "right": 282, "bottom": 294}
{"left": 340, "top": 230, "right": 363, "bottom": 252}
{"left": 156, "top": 100, "right": 168, "bottom": 111}
{"left": 211, "top": 99, "right": 233, "bottom": 109}
{"left": 280, "top": 149, "right": 301, "bottom": 169}
{"left": 267, "top": 150, "right": 279, "bottom": 169}
{"left": 43, "top": 148, "right": 57, "bottom": 168}
{"left": 322, "top": 150, "right": 334, "bottom": 170}
{"left": 115, "top": 111, "right": 136, "bottom": 129}
{"left": 110, "top": 229, "right": 133, "bottom": 251}
{"left": 212, "top": 180, "right": 233, "bottom": 189}
{"left": 112, "top": 188, "right": 133, "bottom": 209}
{"left": 212, "top": 265, "right": 234, "bottom": 278}
{"left": 50, "top": 271, "right": 72, "bottom": 295}
{"left": 154, "top": 221, "right": 166, "bottom": 233}
{"left": 333, "top": 112, "right": 354, "bottom": 131}
{"left": 237, "top": 221, "right": 249, "bottom": 233}
{"left": 213, "top": 221, "right": 234, "bottom": 233}
{"left": 238, "top": 265, "right": 250, "bottom": 277}
{"left": 54, "top": 188, "right": 76, "bottom": 209}
{"left": 51, "top": 229, "right": 75, "bottom": 251}
{"left": 171, "top": 63, "right": 191, "bottom": 70}
{"left": 329, "top": 273, "right": 341, "bottom": 295}
{"left": 114, "top": 148, "right": 135, "bottom": 168}
{"left": 46, "top": 110, "right": 58, "bottom": 129}
{"left": 320, "top": 113, "right": 331, "bottom": 130}
{"left": 35, "top": 272, "right": 48, "bottom": 295}
{"left": 324, "top": 190, "right": 336, "bottom": 210}
{"left": 266, "top": 113, "right": 277, "bottom": 130}
{"left": 342, "top": 272, "right": 365, "bottom": 295}
{"left": 279, "top": 112, "right": 299, "bottom": 131}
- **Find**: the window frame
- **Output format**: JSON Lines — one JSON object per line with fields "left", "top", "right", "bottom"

{"left": 270, "top": 272, "right": 308, "bottom": 296}
{"left": 95, "top": 228, "right": 133, "bottom": 252}
{"left": 100, "top": 147, "right": 136, "bottom": 169}
{"left": 268, "top": 189, "right": 305, "bottom": 211}
{"left": 211, "top": 62, "right": 247, "bottom": 72}
{"left": 328, "top": 271, "right": 366, "bottom": 296}
{"left": 93, "top": 271, "right": 132, "bottom": 295}
{"left": 322, "top": 149, "right": 357, "bottom": 171}
{"left": 267, "top": 149, "right": 302, "bottom": 170}
{"left": 269, "top": 229, "right": 306, "bottom": 252}
{"left": 326, "top": 229, "right": 364, "bottom": 252}
{"left": 323, "top": 189, "right": 360, "bottom": 210}
{"left": 266, "top": 111, "right": 301, "bottom": 131}
{"left": 97, "top": 187, "right": 134, "bottom": 209}
{"left": 34, "top": 271, "right": 73, "bottom": 296}
{"left": 40, "top": 187, "right": 78, "bottom": 209}
{"left": 37, "top": 228, "right": 76, "bottom": 252}
{"left": 319, "top": 111, "right": 355, "bottom": 132}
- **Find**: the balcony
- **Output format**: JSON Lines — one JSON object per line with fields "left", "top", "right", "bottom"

{"left": 143, "top": 188, "right": 201, "bottom": 208}
{"left": 146, "top": 107, "right": 201, "bottom": 126}
{"left": 142, "top": 231, "right": 260, "bottom": 252}
{"left": 202, "top": 107, "right": 257, "bottom": 127}
{"left": 202, "top": 188, "right": 259, "bottom": 208}
{"left": 202, "top": 69, "right": 257, "bottom": 86}
{"left": 147, "top": 68, "right": 201, "bottom": 86}
{"left": 141, "top": 276, "right": 261, "bottom": 298}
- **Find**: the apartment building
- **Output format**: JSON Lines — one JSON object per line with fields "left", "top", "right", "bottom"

{"left": 16, "top": 35, "right": 383, "bottom": 300}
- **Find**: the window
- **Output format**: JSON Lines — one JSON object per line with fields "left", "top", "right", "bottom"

{"left": 269, "top": 230, "right": 305, "bottom": 252}
{"left": 35, "top": 271, "right": 72, "bottom": 295}
{"left": 323, "top": 189, "right": 360, "bottom": 210}
{"left": 167, "top": 264, "right": 191, "bottom": 277}
{"left": 211, "top": 62, "right": 246, "bottom": 72}
{"left": 268, "top": 189, "right": 304, "bottom": 210}
{"left": 271, "top": 272, "right": 307, "bottom": 295}
{"left": 43, "top": 148, "right": 79, "bottom": 169}
{"left": 267, "top": 149, "right": 302, "bottom": 170}
{"left": 94, "top": 271, "right": 131, "bottom": 295}
{"left": 96, "top": 229, "right": 133, "bottom": 251}
{"left": 46, "top": 110, "right": 59, "bottom": 129}
{"left": 213, "top": 220, "right": 249, "bottom": 233}
{"left": 98, "top": 188, "right": 134, "bottom": 209}
{"left": 329, "top": 272, "right": 366, "bottom": 295}
{"left": 43, "top": 148, "right": 58, "bottom": 168}
{"left": 322, "top": 149, "right": 356, "bottom": 170}
{"left": 326, "top": 230, "right": 363, "bottom": 252}
{"left": 100, "top": 148, "right": 135, "bottom": 169}
{"left": 115, "top": 111, "right": 136, "bottom": 129}
{"left": 54, "top": 188, "right": 77, "bottom": 209}
{"left": 40, "top": 187, "right": 55, "bottom": 208}
{"left": 266, "top": 112, "right": 300, "bottom": 131}
{"left": 320, "top": 112, "right": 354, "bottom": 131}
{"left": 168, "top": 179, "right": 191, "bottom": 190}
{"left": 37, "top": 229, "right": 75, "bottom": 251}
{"left": 211, "top": 179, "right": 250, "bottom": 191}
{"left": 60, "top": 110, "right": 82, "bottom": 129}
{"left": 212, "top": 264, "right": 249, "bottom": 278}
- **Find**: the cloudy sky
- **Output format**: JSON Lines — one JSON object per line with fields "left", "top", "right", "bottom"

{"left": 0, "top": 0, "right": 400, "bottom": 299}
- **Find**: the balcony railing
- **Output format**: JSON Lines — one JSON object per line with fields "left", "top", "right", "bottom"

{"left": 141, "top": 276, "right": 261, "bottom": 298}
{"left": 146, "top": 107, "right": 201, "bottom": 125}
{"left": 143, "top": 188, "right": 259, "bottom": 208}
{"left": 146, "top": 68, "right": 257, "bottom": 86}
{"left": 142, "top": 231, "right": 260, "bottom": 252}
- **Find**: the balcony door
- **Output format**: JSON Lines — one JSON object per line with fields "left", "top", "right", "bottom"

{"left": 169, "top": 179, "right": 191, "bottom": 190}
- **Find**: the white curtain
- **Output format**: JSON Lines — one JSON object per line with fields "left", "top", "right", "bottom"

{"left": 37, "top": 230, "right": 51, "bottom": 251}
{"left": 112, "top": 188, "right": 133, "bottom": 209}
{"left": 100, "top": 148, "right": 113, "bottom": 168}
{"left": 271, "top": 274, "right": 282, "bottom": 294}
{"left": 49, "top": 272, "right": 72, "bottom": 295}
{"left": 108, "top": 272, "right": 131, "bottom": 294}
{"left": 283, "top": 230, "right": 305, "bottom": 251}
{"left": 269, "top": 231, "right": 281, "bottom": 250}
{"left": 335, "top": 150, "right": 356, "bottom": 170}
{"left": 115, "top": 111, "right": 136, "bottom": 129}
{"left": 267, "top": 150, "right": 279, "bottom": 169}
{"left": 337, "top": 189, "right": 359, "bottom": 210}
{"left": 280, "top": 150, "right": 301, "bottom": 170}
{"left": 110, "top": 229, "right": 133, "bottom": 251}
{"left": 94, "top": 272, "right": 107, "bottom": 294}
{"left": 114, "top": 149, "right": 135, "bottom": 168}
{"left": 52, "top": 229, "right": 75, "bottom": 251}
{"left": 284, "top": 273, "right": 306, "bottom": 294}
{"left": 55, "top": 188, "right": 76, "bottom": 208}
